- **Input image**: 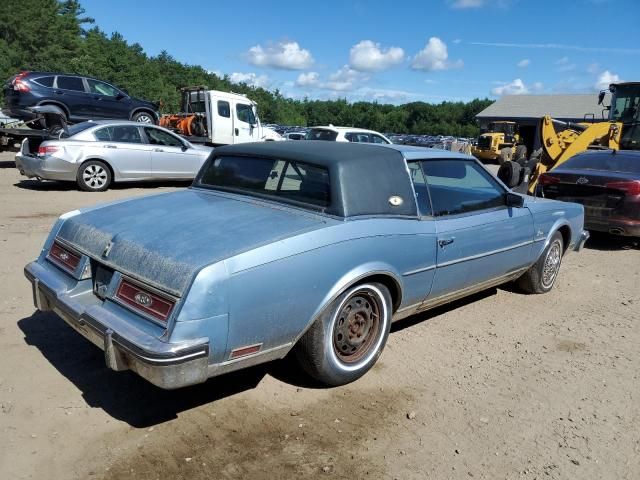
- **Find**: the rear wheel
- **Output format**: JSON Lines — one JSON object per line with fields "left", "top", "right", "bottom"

{"left": 515, "top": 145, "right": 528, "bottom": 164}
{"left": 518, "top": 231, "right": 564, "bottom": 294}
{"left": 497, "top": 160, "right": 522, "bottom": 188}
{"left": 76, "top": 160, "right": 112, "bottom": 192}
{"left": 295, "top": 283, "right": 392, "bottom": 386}
{"left": 499, "top": 147, "right": 513, "bottom": 164}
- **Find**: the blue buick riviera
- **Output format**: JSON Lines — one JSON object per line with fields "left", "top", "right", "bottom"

{"left": 24, "top": 141, "right": 588, "bottom": 389}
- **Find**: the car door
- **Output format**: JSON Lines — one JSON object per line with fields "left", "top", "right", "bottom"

{"left": 53, "top": 76, "right": 92, "bottom": 120}
{"left": 86, "top": 78, "right": 131, "bottom": 120}
{"left": 211, "top": 99, "right": 233, "bottom": 145}
{"left": 143, "top": 126, "right": 202, "bottom": 178}
{"left": 94, "top": 125, "right": 152, "bottom": 179}
{"left": 233, "top": 102, "right": 257, "bottom": 143}
{"left": 421, "top": 159, "right": 534, "bottom": 301}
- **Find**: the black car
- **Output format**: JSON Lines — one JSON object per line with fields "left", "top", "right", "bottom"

{"left": 2, "top": 71, "right": 159, "bottom": 125}
{"left": 537, "top": 150, "right": 640, "bottom": 237}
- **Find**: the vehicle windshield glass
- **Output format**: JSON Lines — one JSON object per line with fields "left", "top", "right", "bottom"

{"left": 196, "top": 155, "right": 331, "bottom": 209}
{"left": 563, "top": 153, "right": 640, "bottom": 174}
{"left": 66, "top": 122, "right": 97, "bottom": 137}
{"left": 610, "top": 85, "right": 640, "bottom": 123}
{"left": 488, "top": 122, "right": 515, "bottom": 135}
{"left": 306, "top": 129, "right": 338, "bottom": 141}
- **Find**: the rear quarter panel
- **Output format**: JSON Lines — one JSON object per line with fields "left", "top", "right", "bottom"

{"left": 526, "top": 197, "right": 585, "bottom": 256}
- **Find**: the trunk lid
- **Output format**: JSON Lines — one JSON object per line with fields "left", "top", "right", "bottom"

{"left": 57, "top": 189, "right": 328, "bottom": 295}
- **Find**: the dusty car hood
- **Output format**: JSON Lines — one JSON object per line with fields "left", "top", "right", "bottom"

{"left": 57, "top": 189, "right": 327, "bottom": 295}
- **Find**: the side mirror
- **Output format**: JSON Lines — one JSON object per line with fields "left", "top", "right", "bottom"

{"left": 598, "top": 91, "right": 606, "bottom": 105}
{"left": 505, "top": 192, "right": 524, "bottom": 208}
{"left": 116, "top": 92, "right": 126, "bottom": 100}
{"left": 181, "top": 143, "right": 189, "bottom": 151}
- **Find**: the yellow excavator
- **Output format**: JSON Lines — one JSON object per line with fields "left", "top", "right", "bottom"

{"left": 471, "top": 121, "right": 527, "bottom": 163}
{"left": 525, "top": 81, "right": 639, "bottom": 194}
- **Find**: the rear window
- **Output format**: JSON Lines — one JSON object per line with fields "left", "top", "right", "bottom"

{"left": 562, "top": 153, "right": 640, "bottom": 174}
{"left": 196, "top": 155, "right": 330, "bottom": 208}
{"left": 65, "top": 122, "right": 97, "bottom": 137}
{"left": 306, "top": 129, "right": 338, "bottom": 141}
{"left": 33, "top": 76, "right": 54, "bottom": 88}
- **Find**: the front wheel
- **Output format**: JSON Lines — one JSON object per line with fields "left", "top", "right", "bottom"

{"left": 132, "top": 111, "right": 156, "bottom": 124}
{"left": 295, "top": 283, "right": 392, "bottom": 386}
{"left": 76, "top": 160, "right": 112, "bottom": 192}
{"left": 518, "top": 231, "right": 564, "bottom": 294}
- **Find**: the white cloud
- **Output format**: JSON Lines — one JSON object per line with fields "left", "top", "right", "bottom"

{"left": 295, "top": 66, "right": 368, "bottom": 92}
{"left": 245, "top": 41, "right": 314, "bottom": 70}
{"left": 349, "top": 40, "right": 405, "bottom": 72}
{"left": 452, "top": 38, "right": 462, "bottom": 44}
{"left": 594, "top": 70, "right": 621, "bottom": 90}
{"left": 587, "top": 62, "right": 599, "bottom": 74}
{"left": 517, "top": 59, "right": 530, "bottom": 68}
{"left": 229, "top": 72, "right": 270, "bottom": 88}
{"left": 295, "top": 71, "right": 320, "bottom": 87}
{"left": 556, "top": 56, "right": 570, "bottom": 65}
{"left": 411, "top": 37, "right": 463, "bottom": 71}
{"left": 532, "top": 82, "right": 544, "bottom": 91}
{"left": 469, "top": 41, "right": 640, "bottom": 54}
{"left": 491, "top": 78, "right": 529, "bottom": 96}
{"left": 450, "top": 0, "right": 484, "bottom": 8}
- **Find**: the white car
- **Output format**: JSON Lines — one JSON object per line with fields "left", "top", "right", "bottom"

{"left": 306, "top": 126, "right": 392, "bottom": 144}
{"left": 282, "top": 131, "right": 307, "bottom": 141}
{"left": 15, "top": 121, "right": 213, "bottom": 191}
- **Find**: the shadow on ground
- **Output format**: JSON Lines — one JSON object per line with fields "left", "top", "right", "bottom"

{"left": 17, "top": 310, "right": 320, "bottom": 428}
{"left": 585, "top": 231, "right": 639, "bottom": 251}
{"left": 14, "top": 179, "right": 192, "bottom": 191}
{"left": 0, "top": 160, "right": 16, "bottom": 169}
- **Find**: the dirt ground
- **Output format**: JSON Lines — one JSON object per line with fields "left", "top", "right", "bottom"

{"left": 0, "top": 151, "right": 638, "bottom": 480}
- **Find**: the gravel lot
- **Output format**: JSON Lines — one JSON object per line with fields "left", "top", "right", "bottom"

{"left": 0, "top": 151, "right": 638, "bottom": 480}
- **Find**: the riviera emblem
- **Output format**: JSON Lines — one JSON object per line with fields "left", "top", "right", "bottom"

{"left": 134, "top": 292, "right": 152, "bottom": 307}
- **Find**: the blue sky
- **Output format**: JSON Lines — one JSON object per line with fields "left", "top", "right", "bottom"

{"left": 81, "top": 0, "right": 640, "bottom": 104}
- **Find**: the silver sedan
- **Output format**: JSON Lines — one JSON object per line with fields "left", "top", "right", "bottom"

{"left": 15, "top": 121, "right": 213, "bottom": 191}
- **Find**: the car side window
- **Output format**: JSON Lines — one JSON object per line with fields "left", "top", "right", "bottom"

{"left": 33, "top": 76, "right": 54, "bottom": 88}
{"left": 407, "top": 161, "right": 432, "bottom": 216}
{"left": 94, "top": 127, "right": 112, "bottom": 142}
{"left": 144, "top": 127, "right": 183, "bottom": 147}
{"left": 56, "top": 76, "right": 85, "bottom": 92}
{"left": 217, "top": 101, "right": 230, "bottom": 118}
{"left": 371, "top": 134, "right": 389, "bottom": 144}
{"left": 345, "top": 132, "right": 370, "bottom": 143}
{"left": 110, "top": 126, "right": 143, "bottom": 144}
{"left": 236, "top": 103, "right": 256, "bottom": 124}
{"left": 421, "top": 160, "right": 505, "bottom": 217}
{"left": 87, "top": 79, "right": 119, "bottom": 97}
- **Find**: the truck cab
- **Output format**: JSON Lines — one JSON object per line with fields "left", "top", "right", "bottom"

{"left": 160, "top": 88, "right": 281, "bottom": 146}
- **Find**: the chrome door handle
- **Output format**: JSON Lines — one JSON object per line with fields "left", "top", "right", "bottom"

{"left": 438, "top": 238, "right": 455, "bottom": 247}
{"left": 153, "top": 148, "right": 164, "bottom": 152}
{"left": 104, "top": 145, "right": 117, "bottom": 149}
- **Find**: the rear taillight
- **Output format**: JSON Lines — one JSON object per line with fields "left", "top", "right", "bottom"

{"left": 48, "top": 241, "right": 81, "bottom": 273}
{"left": 38, "top": 145, "right": 59, "bottom": 156}
{"left": 538, "top": 174, "right": 561, "bottom": 185}
{"left": 12, "top": 72, "right": 30, "bottom": 92}
{"left": 116, "top": 279, "right": 174, "bottom": 323}
{"left": 606, "top": 180, "right": 640, "bottom": 195}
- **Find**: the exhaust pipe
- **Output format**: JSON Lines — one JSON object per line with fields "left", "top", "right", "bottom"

{"left": 609, "top": 227, "right": 625, "bottom": 235}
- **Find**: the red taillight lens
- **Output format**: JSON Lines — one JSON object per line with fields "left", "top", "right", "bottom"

{"left": 48, "top": 241, "right": 81, "bottom": 273}
{"left": 605, "top": 180, "right": 640, "bottom": 195}
{"left": 116, "top": 280, "right": 174, "bottom": 323}
{"left": 38, "top": 145, "right": 59, "bottom": 156}
{"left": 13, "top": 79, "right": 30, "bottom": 92}
{"left": 538, "top": 174, "right": 561, "bottom": 185}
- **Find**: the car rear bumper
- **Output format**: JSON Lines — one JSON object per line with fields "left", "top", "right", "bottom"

{"left": 586, "top": 217, "right": 640, "bottom": 237}
{"left": 24, "top": 261, "right": 210, "bottom": 389}
{"left": 575, "top": 229, "right": 590, "bottom": 251}
{"left": 15, "top": 152, "right": 77, "bottom": 181}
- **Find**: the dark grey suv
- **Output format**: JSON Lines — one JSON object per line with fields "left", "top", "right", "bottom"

{"left": 2, "top": 71, "right": 159, "bottom": 125}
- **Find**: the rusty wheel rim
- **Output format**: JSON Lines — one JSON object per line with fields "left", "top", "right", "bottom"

{"left": 332, "top": 290, "right": 381, "bottom": 364}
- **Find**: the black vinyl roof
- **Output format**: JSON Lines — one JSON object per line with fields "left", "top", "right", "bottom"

{"left": 211, "top": 141, "right": 419, "bottom": 218}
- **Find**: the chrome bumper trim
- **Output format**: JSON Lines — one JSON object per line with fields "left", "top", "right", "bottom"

{"left": 24, "top": 261, "right": 209, "bottom": 389}
{"left": 576, "top": 229, "right": 589, "bottom": 251}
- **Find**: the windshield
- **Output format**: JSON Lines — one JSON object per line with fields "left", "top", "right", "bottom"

{"left": 306, "top": 129, "right": 338, "bottom": 141}
{"left": 65, "top": 122, "right": 98, "bottom": 137}
{"left": 195, "top": 155, "right": 331, "bottom": 208}
{"left": 487, "top": 122, "right": 515, "bottom": 135}
{"left": 610, "top": 84, "right": 640, "bottom": 123}
{"left": 563, "top": 152, "right": 640, "bottom": 174}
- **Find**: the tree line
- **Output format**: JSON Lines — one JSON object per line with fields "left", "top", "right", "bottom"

{"left": 0, "top": 0, "right": 493, "bottom": 137}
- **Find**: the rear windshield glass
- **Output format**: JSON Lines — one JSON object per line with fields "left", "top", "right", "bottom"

{"left": 306, "top": 129, "right": 338, "bottom": 141}
{"left": 65, "top": 122, "right": 97, "bottom": 137}
{"left": 196, "top": 155, "right": 330, "bottom": 208}
{"left": 563, "top": 153, "right": 640, "bottom": 174}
